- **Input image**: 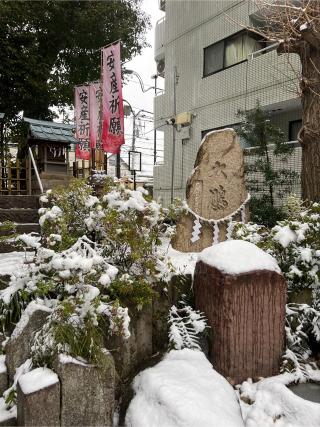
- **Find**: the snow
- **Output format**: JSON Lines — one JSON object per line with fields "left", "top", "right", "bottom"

{"left": 0, "top": 356, "right": 6, "bottom": 374}
{"left": 198, "top": 240, "right": 281, "bottom": 275}
{"left": 58, "top": 353, "right": 88, "bottom": 366}
{"left": 126, "top": 349, "right": 244, "bottom": 427}
{"left": 200, "top": 127, "right": 236, "bottom": 146}
{"left": 300, "top": 22, "right": 308, "bottom": 31}
{"left": 0, "top": 398, "right": 16, "bottom": 423}
{"left": 38, "top": 205, "right": 62, "bottom": 227}
{"left": 159, "top": 239, "right": 198, "bottom": 276}
{"left": 239, "top": 375, "right": 320, "bottom": 427}
{"left": 273, "top": 223, "right": 309, "bottom": 248}
{"left": 17, "top": 233, "right": 41, "bottom": 249}
{"left": 104, "top": 189, "right": 147, "bottom": 212}
{"left": 18, "top": 367, "right": 59, "bottom": 395}
{"left": 0, "top": 251, "right": 33, "bottom": 276}
{"left": 273, "top": 225, "right": 297, "bottom": 248}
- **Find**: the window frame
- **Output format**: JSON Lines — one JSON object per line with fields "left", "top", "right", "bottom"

{"left": 203, "top": 30, "right": 264, "bottom": 78}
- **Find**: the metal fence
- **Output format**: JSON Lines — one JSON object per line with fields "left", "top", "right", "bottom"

{"left": 243, "top": 141, "right": 301, "bottom": 206}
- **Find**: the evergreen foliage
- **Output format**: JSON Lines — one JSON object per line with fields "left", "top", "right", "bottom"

{"left": 168, "top": 300, "right": 207, "bottom": 351}
{"left": 0, "top": 0, "right": 150, "bottom": 121}
{"left": 282, "top": 303, "right": 320, "bottom": 377}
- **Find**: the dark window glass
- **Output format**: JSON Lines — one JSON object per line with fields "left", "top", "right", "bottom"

{"left": 203, "top": 41, "right": 224, "bottom": 76}
{"left": 289, "top": 119, "right": 302, "bottom": 141}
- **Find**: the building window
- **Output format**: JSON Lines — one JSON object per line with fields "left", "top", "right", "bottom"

{"left": 289, "top": 119, "right": 302, "bottom": 141}
{"left": 203, "top": 31, "right": 264, "bottom": 77}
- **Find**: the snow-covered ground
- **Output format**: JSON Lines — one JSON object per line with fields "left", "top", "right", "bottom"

{"left": 239, "top": 373, "right": 320, "bottom": 426}
{"left": 126, "top": 349, "right": 320, "bottom": 427}
{"left": 0, "top": 251, "right": 33, "bottom": 276}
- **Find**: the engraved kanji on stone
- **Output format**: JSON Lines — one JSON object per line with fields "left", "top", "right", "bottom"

{"left": 209, "top": 185, "right": 228, "bottom": 210}
{"left": 209, "top": 161, "right": 227, "bottom": 179}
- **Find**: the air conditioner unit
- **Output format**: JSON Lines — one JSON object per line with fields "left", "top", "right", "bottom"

{"left": 156, "top": 59, "right": 165, "bottom": 77}
{"left": 175, "top": 112, "right": 192, "bottom": 126}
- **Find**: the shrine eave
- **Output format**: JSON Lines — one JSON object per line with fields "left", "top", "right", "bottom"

{"left": 24, "top": 117, "right": 78, "bottom": 144}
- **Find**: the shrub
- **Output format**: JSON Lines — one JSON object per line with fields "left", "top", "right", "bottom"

{"left": 233, "top": 202, "right": 320, "bottom": 301}
{"left": 1, "top": 179, "right": 176, "bottom": 369}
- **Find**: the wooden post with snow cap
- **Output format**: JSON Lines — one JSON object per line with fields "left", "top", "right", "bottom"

{"left": 194, "top": 240, "right": 287, "bottom": 385}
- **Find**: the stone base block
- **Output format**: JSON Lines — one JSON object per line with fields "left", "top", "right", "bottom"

{"left": 56, "top": 353, "right": 115, "bottom": 427}
{"left": 17, "top": 368, "right": 60, "bottom": 426}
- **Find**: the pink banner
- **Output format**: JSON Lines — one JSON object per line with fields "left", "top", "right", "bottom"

{"left": 101, "top": 42, "right": 124, "bottom": 154}
{"left": 89, "top": 82, "right": 102, "bottom": 150}
{"left": 75, "top": 85, "right": 90, "bottom": 160}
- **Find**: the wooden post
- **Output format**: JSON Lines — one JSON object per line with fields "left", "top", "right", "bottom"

{"left": 73, "top": 161, "right": 77, "bottom": 178}
{"left": 194, "top": 243, "right": 287, "bottom": 384}
{"left": 104, "top": 154, "right": 108, "bottom": 174}
{"left": 16, "top": 159, "right": 20, "bottom": 194}
{"left": 0, "top": 161, "right": 2, "bottom": 195}
{"left": 91, "top": 148, "right": 95, "bottom": 171}
{"left": 28, "top": 155, "right": 32, "bottom": 195}
{"left": 82, "top": 160, "right": 85, "bottom": 178}
{"left": 7, "top": 159, "right": 11, "bottom": 195}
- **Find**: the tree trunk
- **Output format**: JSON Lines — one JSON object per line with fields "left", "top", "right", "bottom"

{"left": 300, "top": 49, "right": 320, "bottom": 202}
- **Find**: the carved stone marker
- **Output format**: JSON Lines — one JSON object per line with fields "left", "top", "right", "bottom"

{"left": 194, "top": 240, "right": 287, "bottom": 384}
{"left": 172, "top": 129, "right": 248, "bottom": 252}
{"left": 17, "top": 367, "right": 60, "bottom": 426}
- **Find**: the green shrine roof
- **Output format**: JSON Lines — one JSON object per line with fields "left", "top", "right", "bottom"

{"left": 24, "top": 117, "right": 78, "bottom": 144}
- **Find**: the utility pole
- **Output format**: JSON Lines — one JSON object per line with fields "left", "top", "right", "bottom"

{"left": 170, "top": 67, "right": 178, "bottom": 204}
{"left": 153, "top": 75, "right": 158, "bottom": 165}
{"left": 132, "top": 113, "right": 137, "bottom": 190}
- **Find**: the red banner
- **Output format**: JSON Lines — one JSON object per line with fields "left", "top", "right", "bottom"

{"left": 75, "top": 85, "right": 90, "bottom": 160}
{"left": 89, "top": 82, "right": 102, "bottom": 150}
{"left": 101, "top": 42, "right": 124, "bottom": 154}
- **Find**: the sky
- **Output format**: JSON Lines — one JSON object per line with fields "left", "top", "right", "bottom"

{"left": 120, "top": 0, "right": 165, "bottom": 178}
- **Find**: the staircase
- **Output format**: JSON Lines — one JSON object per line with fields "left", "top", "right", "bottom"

{"left": 0, "top": 196, "right": 40, "bottom": 253}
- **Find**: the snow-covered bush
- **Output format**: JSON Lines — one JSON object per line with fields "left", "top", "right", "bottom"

{"left": 234, "top": 203, "right": 320, "bottom": 377}
{"left": 233, "top": 202, "right": 320, "bottom": 300}
{"left": 1, "top": 179, "right": 178, "bottom": 370}
{"left": 39, "top": 179, "right": 104, "bottom": 250}
{"left": 281, "top": 303, "right": 320, "bottom": 377}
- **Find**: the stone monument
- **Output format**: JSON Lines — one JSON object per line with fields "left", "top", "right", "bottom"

{"left": 172, "top": 129, "right": 249, "bottom": 252}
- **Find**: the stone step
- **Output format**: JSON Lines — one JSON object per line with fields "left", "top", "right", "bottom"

{"left": 0, "top": 209, "right": 39, "bottom": 224}
{"left": 0, "top": 223, "right": 40, "bottom": 236}
{"left": 0, "top": 196, "right": 40, "bottom": 210}
{"left": 0, "top": 240, "right": 37, "bottom": 254}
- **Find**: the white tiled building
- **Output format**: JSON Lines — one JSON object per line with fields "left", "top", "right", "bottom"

{"left": 153, "top": 0, "right": 302, "bottom": 206}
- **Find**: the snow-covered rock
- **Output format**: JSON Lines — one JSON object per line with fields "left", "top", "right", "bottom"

{"left": 18, "top": 367, "right": 59, "bottom": 395}
{"left": 126, "top": 349, "right": 244, "bottom": 427}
